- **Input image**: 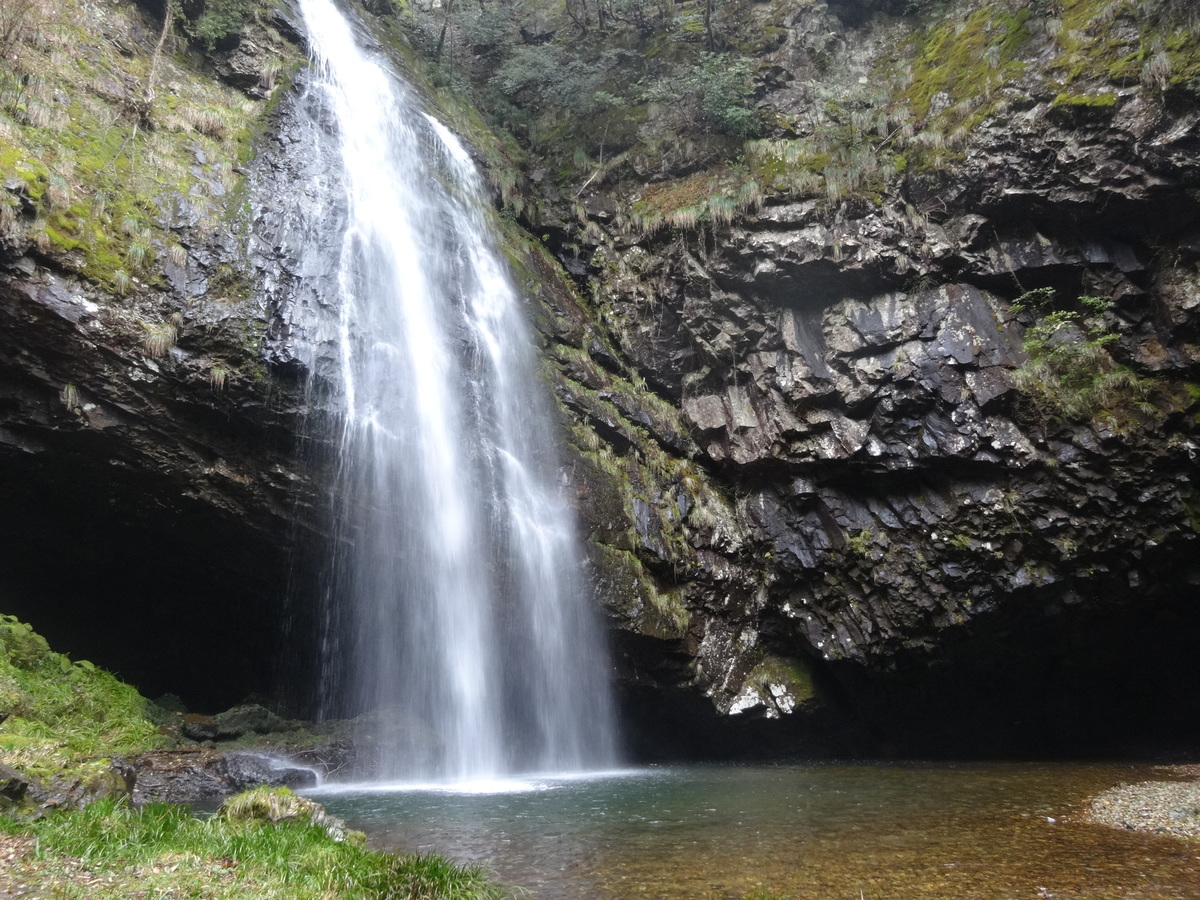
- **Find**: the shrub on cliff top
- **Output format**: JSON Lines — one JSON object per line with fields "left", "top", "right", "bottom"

{"left": 181, "top": 0, "right": 261, "bottom": 51}
{"left": 640, "top": 52, "right": 762, "bottom": 137}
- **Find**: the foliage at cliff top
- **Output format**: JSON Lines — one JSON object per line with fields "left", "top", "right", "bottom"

{"left": 0, "top": 614, "right": 163, "bottom": 781}
{"left": 0, "top": 789, "right": 516, "bottom": 899}
{"left": 0, "top": 0, "right": 296, "bottom": 294}
{"left": 386, "top": 0, "right": 771, "bottom": 188}
{"left": 380, "top": 0, "right": 1200, "bottom": 230}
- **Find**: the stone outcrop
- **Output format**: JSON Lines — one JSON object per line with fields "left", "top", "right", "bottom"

{"left": 129, "top": 749, "right": 317, "bottom": 804}
{"left": 0, "top": 760, "right": 132, "bottom": 817}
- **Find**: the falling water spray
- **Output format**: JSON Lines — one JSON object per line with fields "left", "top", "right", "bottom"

{"left": 293, "top": 0, "right": 617, "bottom": 781}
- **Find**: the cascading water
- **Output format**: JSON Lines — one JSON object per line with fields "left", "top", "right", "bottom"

{"left": 294, "top": 0, "right": 617, "bottom": 781}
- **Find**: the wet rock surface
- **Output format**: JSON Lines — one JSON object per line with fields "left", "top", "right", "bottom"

{"left": 250, "top": 67, "right": 350, "bottom": 387}
{"left": 128, "top": 749, "right": 317, "bottom": 804}
{"left": 525, "top": 2, "right": 1200, "bottom": 756}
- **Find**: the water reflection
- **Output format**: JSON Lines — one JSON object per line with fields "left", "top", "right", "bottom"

{"left": 310, "top": 763, "right": 1200, "bottom": 899}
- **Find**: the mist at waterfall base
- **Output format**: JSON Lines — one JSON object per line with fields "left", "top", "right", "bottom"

{"left": 291, "top": 0, "right": 616, "bottom": 783}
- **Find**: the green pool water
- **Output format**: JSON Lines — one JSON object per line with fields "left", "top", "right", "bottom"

{"left": 308, "top": 763, "right": 1200, "bottom": 899}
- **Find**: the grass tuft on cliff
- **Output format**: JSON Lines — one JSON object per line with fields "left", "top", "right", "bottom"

{"left": 0, "top": 791, "right": 515, "bottom": 899}
{"left": 1011, "top": 289, "right": 1157, "bottom": 426}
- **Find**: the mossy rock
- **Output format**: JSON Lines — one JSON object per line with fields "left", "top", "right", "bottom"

{"left": 588, "top": 543, "right": 689, "bottom": 638}
{"left": 1048, "top": 91, "right": 1119, "bottom": 124}
{"left": 214, "top": 704, "right": 296, "bottom": 738}
{"left": 724, "top": 654, "right": 818, "bottom": 717}
{"left": 219, "top": 786, "right": 366, "bottom": 845}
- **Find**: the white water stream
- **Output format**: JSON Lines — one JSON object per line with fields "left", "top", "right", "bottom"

{"left": 296, "top": 0, "right": 616, "bottom": 781}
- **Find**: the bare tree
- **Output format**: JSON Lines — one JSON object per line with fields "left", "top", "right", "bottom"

{"left": 0, "top": 0, "right": 42, "bottom": 59}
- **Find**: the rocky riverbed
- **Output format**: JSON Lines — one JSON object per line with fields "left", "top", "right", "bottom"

{"left": 1086, "top": 767, "right": 1200, "bottom": 840}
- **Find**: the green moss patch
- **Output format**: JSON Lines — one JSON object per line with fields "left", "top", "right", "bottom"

{"left": 0, "top": 615, "right": 162, "bottom": 785}
{"left": 904, "top": 5, "right": 1031, "bottom": 124}
{"left": 1052, "top": 0, "right": 1200, "bottom": 89}
{"left": 590, "top": 543, "right": 690, "bottom": 637}
{"left": 0, "top": 0, "right": 298, "bottom": 293}
{"left": 744, "top": 655, "right": 816, "bottom": 709}
{"left": 1051, "top": 91, "right": 1118, "bottom": 107}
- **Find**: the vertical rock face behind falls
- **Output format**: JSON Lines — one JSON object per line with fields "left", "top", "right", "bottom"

{"left": 514, "top": 0, "right": 1200, "bottom": 757}
{"left": 0, "top": 0, "right": 325, "bottom": 709}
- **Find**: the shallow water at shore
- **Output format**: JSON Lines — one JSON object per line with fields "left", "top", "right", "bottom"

{"left": 309, "top": 762, "right": 1200, "bottom": 899}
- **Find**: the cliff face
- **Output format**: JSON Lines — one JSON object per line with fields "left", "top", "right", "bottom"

{"left": 0, "top": 0, "right": 327, "bottom": 706}
{"left": 513, "top": 0, "right": 1200, "bottom": 755}
{"left": 1, "top": 0, "right": 1198, "bottom": 757}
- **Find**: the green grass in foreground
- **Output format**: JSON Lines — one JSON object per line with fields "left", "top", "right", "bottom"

{"left": 0, "top": 612, "right": 515, "bottom": 898}
{"left": 0, "top": 791, "right": 515, "bottom": 899}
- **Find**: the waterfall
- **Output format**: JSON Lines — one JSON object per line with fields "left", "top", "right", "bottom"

{"left": 293, "top": 0, "right": 617, "bottom": 781}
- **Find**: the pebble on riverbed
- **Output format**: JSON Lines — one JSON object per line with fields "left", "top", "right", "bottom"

{"left": 1086, "top": 776, "right": 1200, "bottom": 840}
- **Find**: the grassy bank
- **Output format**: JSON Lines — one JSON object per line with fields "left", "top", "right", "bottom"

{"left": 0, "top": 614, "right": 515, "bottom": 898}
{"left": 0, "top": 613, "right": 163, "bottom": 790}
{"left": 0, "top": 790, "right": 512, "bottom": 899}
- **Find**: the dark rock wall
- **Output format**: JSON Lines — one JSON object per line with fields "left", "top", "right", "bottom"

{"left": 0, "top": 0, "right": 324, "bottom": 710}
{"left": 0, "top": 263, "right": 321, "bottom": 707}
{"left": 524, "top": 0, "right": 1200, "bottom": 756}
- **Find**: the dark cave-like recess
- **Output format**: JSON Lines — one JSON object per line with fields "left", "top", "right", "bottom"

{"left": 0, "top": 446, "right": 307, "bottom": 713}
{"left": 3, "top": 433, "right": 1199, "bottom": 758}
{"left": 832, "top": 571, "right": 1200, "bottom": 761}
{"left": 614, "top": 569, "right": 1200, "bottom": 762}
